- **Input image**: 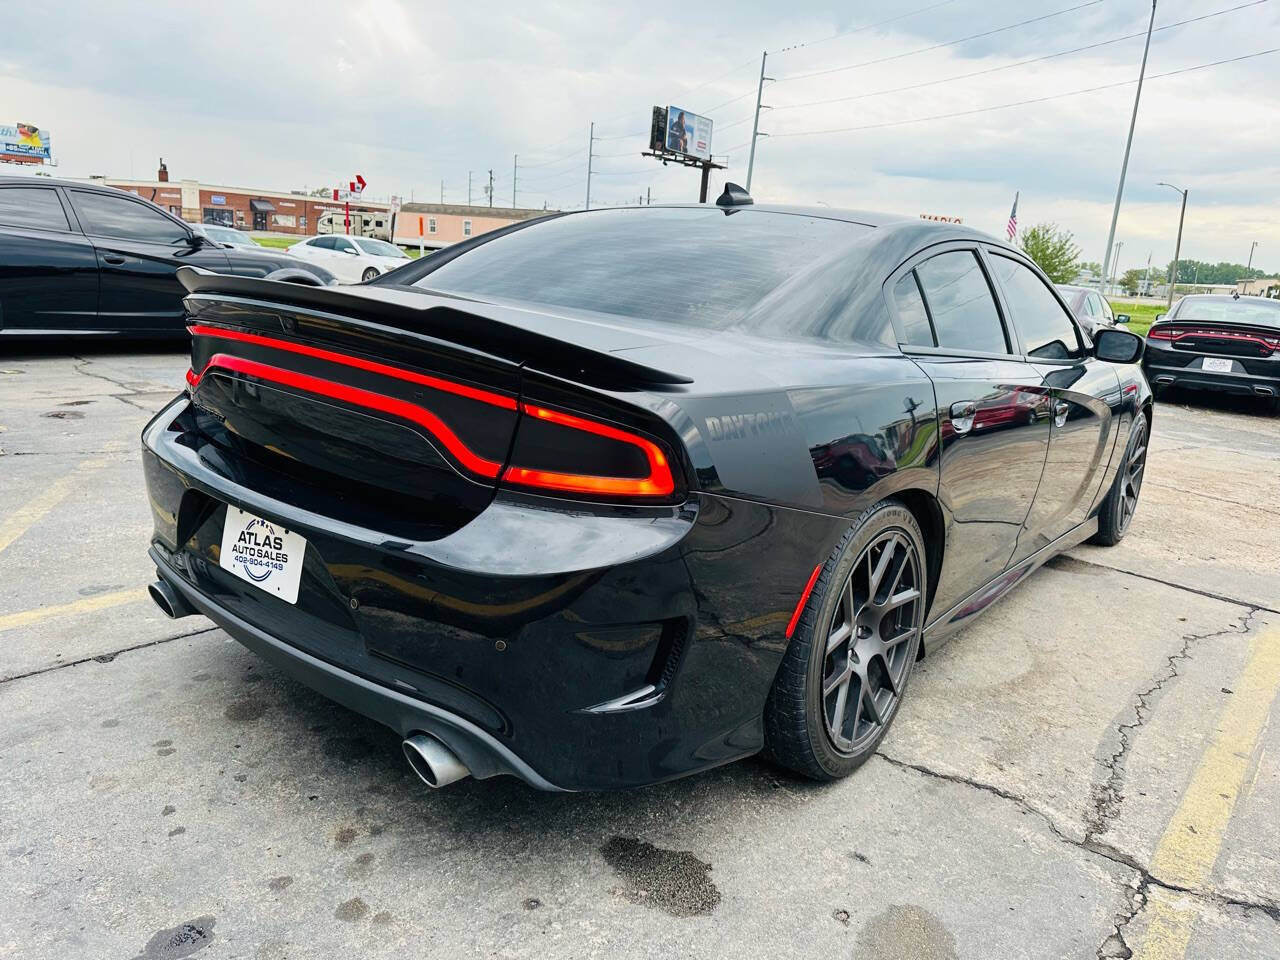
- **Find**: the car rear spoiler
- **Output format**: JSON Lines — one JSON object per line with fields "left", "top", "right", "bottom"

{"left": 176, "top": 266, "right": 693, "bottom": 389}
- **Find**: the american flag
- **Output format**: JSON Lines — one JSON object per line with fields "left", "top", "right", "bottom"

{"left": 1006, "top": 192, "right": 1019, "bottom": 242}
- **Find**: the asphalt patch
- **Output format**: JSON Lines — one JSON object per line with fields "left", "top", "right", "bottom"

{"left": 854, "top": 904, "right": 957, "bottom": 960}
{"left": 130, "top": 916, "right": 215, "bottom": 960}
{"left": 599, "top": 836, "right": 720, "bottom": 917}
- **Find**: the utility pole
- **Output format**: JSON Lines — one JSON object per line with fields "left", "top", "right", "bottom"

{"left": 440, "top": 179, "right": 444, "bottom": 203}
{"left": 468, "top": 171, "right": 473, "bottom": 206}
{"left": 1158, "top": 181, "right": 1187, "bottom": 313}
{"left": 1100, "top": 0, "right": 1157, "bottom": 293}
{"left": 513, "top": 154, "right": 518, "bottom": 208}
{"left": 1247, "top": 240, "right": 1258, "bottom": 272}
{"left": 646, "top": 186, "right": 651, "bottom": 206}
{"left": 1142, "top": 251, "right": 1153, "bottom": 296}
{"left": 746, "top": 51, "right": 772, "bottom": 193}
{"left": 487, "top": 169, "right": 494, "bottom": 208}
{"left": 1108, "top": 241, "right": 1124, "bottom": 292}
{"left": 585, "top": 121, "right": 595, "bottom": 211}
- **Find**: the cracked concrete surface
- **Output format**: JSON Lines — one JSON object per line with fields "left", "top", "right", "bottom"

{"left": 2, "top": 351, "right": 1278, "bottom": 958}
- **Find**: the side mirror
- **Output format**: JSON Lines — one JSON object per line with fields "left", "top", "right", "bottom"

{"left": 1114, "top": 314, "right": 1130, "bottom": 324}
{"left": 1094, "top": 328, "right": 1144, "bottom": 364}
{"left": 1154, "top": 313, "right": 1166, "bottom": 323}
{"left": 343, "top": 247, "right": 359, "bottom": 255}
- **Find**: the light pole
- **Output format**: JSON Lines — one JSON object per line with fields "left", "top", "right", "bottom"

{"left": 1157, "top": 181, "right": 1187, "bottom": 313}
{"left": 1247, "top": 240, "right": 1258, "bottom": 271}
{"left": 1100, "top": 0, "right": 1158, "bottom": 293}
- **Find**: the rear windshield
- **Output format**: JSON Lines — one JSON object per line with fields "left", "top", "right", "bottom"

{"left": 410, "top": 207, "right": 882, "bottom": 340}
{"left": 1175, "top": 298, "right": 1280, "bottom": 328}
{"left": 355, "top": 237, "right": 407, "bottom": 258}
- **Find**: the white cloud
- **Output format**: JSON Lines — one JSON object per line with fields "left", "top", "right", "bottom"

{"left": 2, "top": 0, "right": 1277, "bottom": 269}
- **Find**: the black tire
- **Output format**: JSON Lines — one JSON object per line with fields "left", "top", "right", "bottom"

{"left": 763, "top": 499, "right": 927, "bottom": 781}
{"left": 361, "top": 267, "right": 380, "bottom": 282}
{"left": 1091, "top": 411, "right": 1148, "bottom": 546}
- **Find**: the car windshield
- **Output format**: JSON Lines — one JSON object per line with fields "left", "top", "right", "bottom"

{"left": 411, "top": 207, "right": 879, "bottom": 337}
{"left": 354, "top": 237, "right": 407, "bottom": 258}
{"left": 1176, "top": 298, "right": 1280, "bottom": 328}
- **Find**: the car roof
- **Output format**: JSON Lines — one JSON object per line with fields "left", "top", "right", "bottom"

{"left": 1178, "top": 294, "right": 1277, "bottom": 304}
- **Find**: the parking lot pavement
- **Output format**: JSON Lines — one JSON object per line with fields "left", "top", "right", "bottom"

{"left": 1, "top": 348, "right": 1277, "bottom": 960}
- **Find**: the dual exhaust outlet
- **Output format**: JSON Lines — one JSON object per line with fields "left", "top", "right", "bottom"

{"left": 148, "top": 578, "right": 471, "bottom": 789}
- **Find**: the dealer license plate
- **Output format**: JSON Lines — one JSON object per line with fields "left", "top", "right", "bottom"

{"left": 218, "top": 507, "right": 307, "bottom": 604}
{"left": 1202, "top": 357, "right": 1234, "bottom": 373}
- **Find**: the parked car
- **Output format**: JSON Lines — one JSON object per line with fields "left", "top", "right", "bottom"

{"left": 191, "top": 223, "right": 261, "bottom": 251}
{"left": 0, "top": 177, "right": 336, "bottom": 337}
{"left": 1055, "top": 283, "right": 1126, "bottom": 338}
{"left": 1143, "top": 293, "right": 1280, "bottom": 412}
{"left": 142, "top": 191, "right": 1151, "bottom": 791}
{"left": 286, "top": 234, "right": 411, "bottom": 283}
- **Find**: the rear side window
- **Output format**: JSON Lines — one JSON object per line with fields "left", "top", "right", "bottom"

{"left": 0, "top": 187, "right": 70, "bottom": 231}
{"left": 989, "top": 254, "right": 1083, "bottom": 360}
{"left": 71, "top": 191, "right": 189, "bottom": 243}
{"left": 915, "top": 251, "right": 1009, "bottom": 355}
{"left": 891, "top": 272, "right": 934, "bottom": 346}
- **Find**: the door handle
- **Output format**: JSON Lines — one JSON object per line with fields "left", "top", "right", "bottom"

{"left": 949, "top": 400, "right": 977, "bottom": 434}
{"left": 102, "top": 254, "right": 127, "bottom": 265}
{"left": 1053, "top": 400, "right": 1069, "bottom": 427}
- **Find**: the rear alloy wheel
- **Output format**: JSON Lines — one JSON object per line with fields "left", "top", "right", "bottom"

{"left": 1091, "top": 413, "right": 1148, "bottom": 545}
{"left": 764, "top": 500, "right": 926, "bottom": 780}
{"left": 361, "top": 267, "right": 380, "bottom": 282}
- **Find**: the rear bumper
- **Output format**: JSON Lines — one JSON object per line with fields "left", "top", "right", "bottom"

{"left": 142, "top": 396, "right": 845, "bottom": 790}
{"left": 1143, "top": 348, "right": 1280, "bottom": 398}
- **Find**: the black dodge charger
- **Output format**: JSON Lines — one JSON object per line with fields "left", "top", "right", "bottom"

{"left": 142, "top": 191, "right": 1153, "bottom": 790}
{"left": 1143, "top": 293, "right": 1280, "bottom": 412}
{"left": 0, "top": 176, "right": 335, "bottom": 338}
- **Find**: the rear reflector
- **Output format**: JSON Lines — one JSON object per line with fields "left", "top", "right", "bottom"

{"left": 501, "top": 403, "right": 676, "bottom": 499}
{"left": 785, "top": 564, "right": 823, "bottom": 639}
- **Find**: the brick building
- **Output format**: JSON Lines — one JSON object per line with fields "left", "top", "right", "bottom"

{"left": 95, "top": 170, "right": 389, "bottom": 236}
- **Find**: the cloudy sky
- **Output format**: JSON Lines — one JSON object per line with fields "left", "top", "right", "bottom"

{"left": 4, "top": 0, "right": 1278, "bottom": 273}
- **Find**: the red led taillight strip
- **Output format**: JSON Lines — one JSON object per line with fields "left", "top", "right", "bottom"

{"left": 186, "top": 355, "right": 503, "bottom": 478}
{"left": 1148, "top": 326, "right": 1279, "bottom": 350}
{"left": 187, "top": 324, "right": 517, "bottom": 410}
{"left": 500, "top": 403, "right": 676, "bottom": 499}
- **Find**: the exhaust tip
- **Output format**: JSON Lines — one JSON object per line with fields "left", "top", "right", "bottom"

{"left": 402, "top": 733, "right": 470, "bottom": 789}
{"left": 148, "top": 579, "right": 192, "bottom": 619}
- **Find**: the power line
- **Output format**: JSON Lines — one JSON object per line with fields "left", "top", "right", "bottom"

{"left": 768, "top": 47, "right": 1280, "bottom": 138}
{"left": 772, "top": 0, "right": 962, "bottom": 54}
{"left": 518, "top": 145, "right": 587, "bottom": 168}
{"left": 771, "top": 0, "right": 1270, "bottom": 113}
{"left": 775, "top": 0, "right": 1108, "bottom": 83}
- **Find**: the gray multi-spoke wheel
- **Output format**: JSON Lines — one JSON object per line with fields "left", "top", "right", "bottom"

{"left": 764, "top": 499, "right": 928, "bottom": 780}
{"left": 1092, "top": 411, "right": 1149, "bottom": 546}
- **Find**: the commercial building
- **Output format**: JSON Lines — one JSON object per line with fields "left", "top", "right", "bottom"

{"left": 394, "top": 202, "right": 553, "bottom": 250}
{"left": 95, "top": 163, "right": 389, "bottom": 236}
{"left": 1236, "top": 277, "right": 1280, "bottom": 298}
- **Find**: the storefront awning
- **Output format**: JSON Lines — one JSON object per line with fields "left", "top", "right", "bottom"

{"left": 249, "top": 198, "right": 275, "bottom": 212}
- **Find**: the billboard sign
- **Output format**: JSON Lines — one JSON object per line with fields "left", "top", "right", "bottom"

{"left": 0, "top": 123, "right": 52, "bottom": 163}
{"left": 664, "top": 106, "right": 712, "bottom": 161}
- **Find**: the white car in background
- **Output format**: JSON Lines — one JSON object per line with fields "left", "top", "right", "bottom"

{"left": 190, "top": 223, "right": 261, "bottom": 251}
{"left": 286, "top": 234, "right": 411, "bottom": 283}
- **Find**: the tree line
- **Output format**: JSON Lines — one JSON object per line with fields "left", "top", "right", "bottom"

{"left": 1016, "top": 223, "right": 1272, "bottom": 294}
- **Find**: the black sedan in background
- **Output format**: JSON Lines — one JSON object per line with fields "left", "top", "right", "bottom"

{"left": 1056, "top": 283, "right": 1124, "bottom": 338}
{"left": 1144, "top": 294, "right": 1280, "bottom": 412}
{"left": 0, "top": 177, "right": 335, "bottom": 338}
{"left": 142, "top": 191, "right": 1152, "bottom": 791}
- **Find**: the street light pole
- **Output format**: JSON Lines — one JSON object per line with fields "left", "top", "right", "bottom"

{"left": 1158, "top": 181, "right": 1187, "bottom": 313}
{"left": 1100, "top": 0, "right": 1158, "bottom": 293}
{"left": 585, "top": 121, "right": 595, "bottom": 211}
{"left": 1247, "top": 240, "right": 1258, "bottom": 271}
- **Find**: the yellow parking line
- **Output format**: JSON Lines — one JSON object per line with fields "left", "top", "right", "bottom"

{"left": 0, "top": 587, "right": 147, "bottom": 632}
{"left": 0, "top": 586, "right": 145, "bottom": 632}
{"left": 1132, "top": 626, "right": 1280, "bottom": 960}
{"left": 0, "top": 458, "right": 106, "bottom": 556}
